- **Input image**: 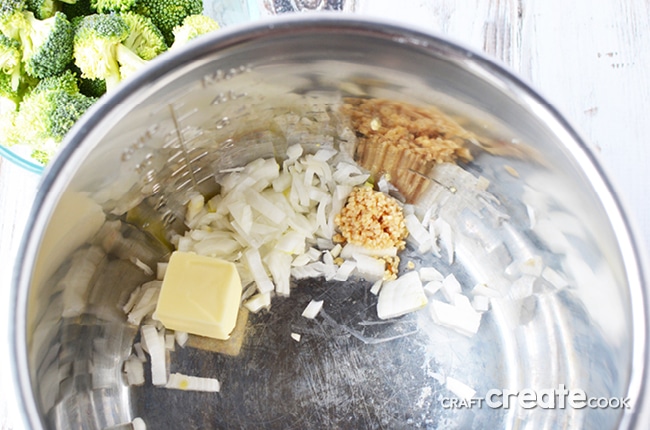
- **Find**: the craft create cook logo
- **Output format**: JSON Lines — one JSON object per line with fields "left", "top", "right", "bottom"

{"left": 441, "top": 385, "right": 631, "bottom": 410}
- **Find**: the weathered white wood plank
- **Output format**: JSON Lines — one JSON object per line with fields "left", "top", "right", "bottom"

{"left": 0, "top": 158, "right": 39, "bottom": 430}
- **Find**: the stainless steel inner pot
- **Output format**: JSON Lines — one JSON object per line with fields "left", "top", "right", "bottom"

{"left": 10, "top": 16, "right": 649, "bottom": 430}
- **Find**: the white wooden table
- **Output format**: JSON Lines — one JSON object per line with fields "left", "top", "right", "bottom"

{"left": 1, "top": 1, "right": 649, "bottom": 428}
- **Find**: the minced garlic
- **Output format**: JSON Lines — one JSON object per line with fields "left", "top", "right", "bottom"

{"left": 334, "top": 186, "right": 408, "bottom": 251}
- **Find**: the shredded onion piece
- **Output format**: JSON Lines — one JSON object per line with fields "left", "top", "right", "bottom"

{"left": 419, "top": 266, "right": 444, "bottom": 282}
{"left": 291, "top": 333, "right": 301, "bottom": 342}
{"left": 352, "top": 254, "right": 386, "bottom": 281}
{"left": 377, "top": 271, "right": 427, "bottom": 319}
{"left": 156, "top": 262, "right": 167, "bottom": 280}
{"left": 332, "top": 260, "right": 356, "bottom": 282}
{"left": 166, "top": 373, "right": 220, "bottom": 392}
{"left": 441, "top": 274, "right": 462, "bottom": 304}
{"left": 175, "top": 331, "right": 189, "bottom": 348}
{"left": 132, "top": 417, "right": 147, "bottom": 430}
{"left": 244, "top": 292, "right": 271, "bottom": 313}
{"left": 141, "top": 325, "right": 167, "bottom": 386}
{"left": 369, "top": 279, "right": 383, "bottom": 296}
{"left": 244, "top": 248, "right": 274, "bottom": 294}
{"left": 302, "top": 300, "right": 324, "bottom": 319}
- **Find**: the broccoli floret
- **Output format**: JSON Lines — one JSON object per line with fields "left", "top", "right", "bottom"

{"left": 170, "top": 14, "right": 219, "bottom": 50}
{"left": 120, "top": 11, "right": 165, "bottom": 60}
{"left": 90, "top": 0, "right": 135, "bottom": 13}
{"left": 0, "top": 32, "right": 20, "bottom": 89}
{"left": 135, "top": 0, "right": 202, "bottom": 45}
{"left": 114, "top": 40, "right": 143, "bottom": 80}
{"left": 0, "top": 70, "right": 20, "bottom": 110}
{"left": 25, "top": 0, "right": 58, "bottom": 19}
{"left": 67, "top": 61, "right": 105, "bottom": 96}
{"left": 74, "top": 12, "right": 166, "bottom": 90}
{"left": 73, "top": 12, "right": 128, "bottom": 89}
{"left": 21, "top": 11, "right": 73, "bottom": 78}
{"left": 34, "top": 67, "right": 78, "bottom": 93}
{"left": 10, "top": 72, "right": 95, "bottom": 163}
{"left": 77, "top": 73, "right": 104, "bottom": 96}
{"left": 0, "top": 0, "right": 29, "bottom": 40}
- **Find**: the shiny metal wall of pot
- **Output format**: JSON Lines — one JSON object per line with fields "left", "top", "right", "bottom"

{"left": 10, "top": 16, "right": 649, "bottom": 429}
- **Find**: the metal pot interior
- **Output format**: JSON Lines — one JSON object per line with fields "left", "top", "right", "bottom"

{"left": 12, "top": 17, "right": 645, "bottom": 430}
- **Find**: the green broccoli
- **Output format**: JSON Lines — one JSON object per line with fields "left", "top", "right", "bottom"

{"left": 33, "top": 67, "right": 78, "bottom": 92}
{"left": 77, "top": 73, "right": 104, "bottom": 96}
{"left": 10, "top": 71, "right": 95, "bottom": 163}
{"left": 120, "top": 11, "right": 165, "bottom": 60}
{"left": 170, "top": 14, "right": 219, "bottom": 50}
{"left": 0, "top": 32, "right": 20, "bottom": 89}
{"left": 68, "top": 61, "right": 105, "bottom": 96}
{"left": 90, "top": 0, "right": 135, "bottom": 13}
{"left": 25, "top": 0, "right": 58, "bottom": 19}
{"left": 0, "top": 70, "right": 20, "bottom": 111}
{"left": 74, "top": 12, "right": 166, "bottom": 90}
{"left": 72, "top": 12, "right": 128, "bottom": 90}
{"left": 0, "top": 0, "right": 29, "bottom": 40}
{"left": 21, "top": 11, "right": 73, "bottom": 78}
{"left": 135, "top": 0, "right": 202, "bottom": 45}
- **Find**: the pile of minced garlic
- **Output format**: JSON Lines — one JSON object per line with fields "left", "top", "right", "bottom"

{"left": 334, "top": 185, "right": 407, "bottom": 250}
{"left": 334, "top": 185, "right": 407, "bottom": 280}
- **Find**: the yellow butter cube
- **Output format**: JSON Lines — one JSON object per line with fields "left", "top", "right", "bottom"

{"left": 154, "top": 251, "right": 242, "bottom": 340}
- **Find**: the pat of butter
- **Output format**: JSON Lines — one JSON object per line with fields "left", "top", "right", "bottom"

{"left": 154, "top": 251, "right": 242, "bottom": 340}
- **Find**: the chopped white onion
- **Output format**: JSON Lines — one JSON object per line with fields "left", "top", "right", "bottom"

{"left": 377, "top": 271, "right": 427, "bottom": 320}
{"left": 156, "top": 262, "right": 168, "bottom": 280}
{"left": 423, "top": 281, "right": 442, "bottom": 296}
{"left": 244, "top": 248, "right": 274, "bottom": 294}
{"left": 472, "top": 283, "right": 502, "bottom": 298}
{"left": 165, "top": 373, "right": 220, "bottom": 392}
{"left": 441, "top": 274, "right": 462, "bottom": 304}
{"left": 332, "top": 260, "right": 356, "bottom": 282}
{"left": 352, "top": 254, "right": 386, "bottom": 281}
{"left": 141, "top": 325, "right": 167, "bottom": 386}
{"left": 132, "top": 417, "right": 147, "bottom": 430}
{"left": 519, "top": 256, "right": 544, "bottom": 277}
{"left": 122, "top": 286, "right": 141, "bottom": 315}
{"left": 276, "top": 231, "right": 306, "bottom": 255}
{"left": 185, "top": 194, "right": 205, "bottom": 225}
{"left": 369, "top": 279, "right": 383, "bottom": 295}
{"left": 133, "top": 343, "right": 146, "bottom": 362}
{"left": 429, "top": 298, "right": 482, "bottom": 337}
{"left": 341, "top": 244, "right": 397, "bottom": 259}
{"left": 124, "top": 356, "right": 145, "bottom": 386}
{"left": 508, "top": 276, "right": 536, "bottom": 300}
{"left": 264, "top": 250, "right": 292, "bottom": 296}
{"left": 542, "top": 266, "right": 569, "bottom": 289}
{"left": 175, "top": 331, "right": 189, "bottom": 348}
{"left": 404, "top": 214, "right": 433, "bottom": 253}
{"left": 419, "top": 266, "right": 444, "bottom": 282}
{"left": 472, "top": 295, "right": 490, "bottom": 312}
{"left": 302, "top": 300, "right": 324, "bottom": 319}
{"left": 127, "top": 282, "right": 161, "bottom": 326}
{"left": 291, "top": 333, "right": 302, "bottom": 342}
{"left": 165, "top": 334, "right": 175, "bottom": 351}
{"left": 434, "top": 218, "right": 454, "bottom": 265}
{"left": 244, "top": 292, "right": 272, "bottom": 313}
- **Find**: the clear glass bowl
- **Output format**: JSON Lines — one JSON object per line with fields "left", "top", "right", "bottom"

{"left": 0, "top": 144, "right": 45, "bottom": 174}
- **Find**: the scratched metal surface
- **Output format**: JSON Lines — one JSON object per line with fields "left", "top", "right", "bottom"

{"left": 2, "top": 1, "right": 650, "bottom": 429}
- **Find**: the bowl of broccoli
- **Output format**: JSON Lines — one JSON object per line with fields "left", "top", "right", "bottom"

{"left": 0, "top": 0, "right": 220, "bottom": 170}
